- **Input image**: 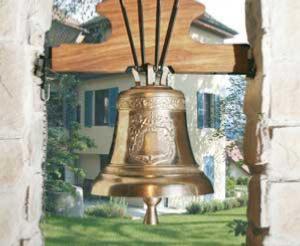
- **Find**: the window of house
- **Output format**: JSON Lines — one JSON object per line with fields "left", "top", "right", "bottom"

{"left": 84, "top": 87, "right": 119, "bottom": 128}
{"left": 84, "top": 90, "right": 94, "bottom": 127}
{"left": 95, "top": 89, "right": 109, "bottom": 126}
{"left": 197, "top": 92, "right": 221, "bottom": 129}
{"left": 94, "top": 88, "right": 119, "bottom": 126}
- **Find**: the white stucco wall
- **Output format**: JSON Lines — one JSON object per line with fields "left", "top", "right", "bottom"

{"left": 78, "top": 74, "right": 134, "bottom": 155}
{"left": 79, "top": 154, "right": 101, "bottom": 180}
{"left": 169, "top": 74, "right": 228, "bottom": 204}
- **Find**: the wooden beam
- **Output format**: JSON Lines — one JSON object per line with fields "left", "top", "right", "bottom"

{"left": 51, "top": 0, "right": 249, "bottom": 74}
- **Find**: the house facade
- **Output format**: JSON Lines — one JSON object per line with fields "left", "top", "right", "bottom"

{"left": 71, "top": 14, "right": 238, "bottom": 208}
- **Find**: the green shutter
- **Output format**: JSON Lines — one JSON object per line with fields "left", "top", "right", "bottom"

{"left": 108, "top": 87, "right": 119, "bottom": 127}
{"left": 203, "top": 93, "right": 212, "bottom": 128}
{"left": 206, "top": 93, "right": 213, "bottom": 128}
{"left": 95, "top": 90, "right": 107, "bottom": 126}
{"left": 214, "top": 95, "right": 221, "bottom": 129}
{"left": 84, "top": 91, "right": 93, "bottom": 127}
{"left": 198, "top": 93, "right": 221, "bottom": 129}
{"left": 197, "top": 92, "right": 204, "bottom": 128}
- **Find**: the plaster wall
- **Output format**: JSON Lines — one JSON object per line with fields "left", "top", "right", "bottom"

{"left": 79, "top": 154, "right": 101, "bottom": 180}
{"left": 0, "top": 0, "right": 53, "bottom": 245}
{"left": 245, "top": 1, "right": 300, "bottom": 245}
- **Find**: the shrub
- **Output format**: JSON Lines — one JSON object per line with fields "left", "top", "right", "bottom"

{"left": 226, "top": 177, "right": 237, "bottom": 197}
{"left": 186, "top": 202, "right": 203, "bottom": 214}
{"left": 186, "top": 196, "right": 248, "bottom": 215}
{"left": 237, "top": 195, "right": 248, "bottom": 207}
{"left": 211, "top": 200, "right": 225, "bottom": 212}
{"left": 85, "top": 199, "right": 128, "bottom": 218}
{"left": 236, "top": 177, "right": 249, "bottom": 186}
{"left": 227, "top": 219, "right": 248, "bottom": 236}
{"left": 224, "top": 199, "right": 235, "bottom": 210}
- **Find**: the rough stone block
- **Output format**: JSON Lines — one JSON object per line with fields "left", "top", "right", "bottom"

{"left": 264, "top": 182, "right": 300, "bottom": 246}
{"left": 244, "top": 75, "right": 263, "bottom": 118}
{"left": 269, "top": 62, "right": 300, "bottom": 121}
{"left": 248, "top": 174, "right": 269, "bottom": 228}
{"left": 21, "top": 232, "right": 43, "bottom": 246}
{"left": 244, "top": 119, "right": 261, "bottom": 165}
{"left": 0, "top": 139, "right": 25, "bottom": 188}
{"left": 268, "top": 2, "right": 300, "bottom": 63}
{"left": 0, "top": 44, "right": 31, "bottom": 138}
{"left": 28, "top": 175, "right": 43, "bottom": 222}
{"left": 0, "top": 191, "right": 23, "bottom": 245}
{"left": 0, "top": 0, "right": 27, "bottom": 42}
{"left": 27, "top": 0, "right": 53, "bottom": 47}
{"left": 246, "top": 227, "right": 264, "bottom": 246}
{"left": 268, "top": 127, "right": 300, "bottom": 180}
{"left": 32, "top": 77, "right": 45, "bottom": 113}
{"left": 28, "top": 113, "right": 46, "bottom": 170}
{"left": 29, "top": 0, "right": 53, "bottom": 32}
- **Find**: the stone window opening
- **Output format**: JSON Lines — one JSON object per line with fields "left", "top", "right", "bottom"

{"left": 1, "top": 0, "right": 300, "bottom": 245}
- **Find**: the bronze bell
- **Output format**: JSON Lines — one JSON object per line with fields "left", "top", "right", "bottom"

{"left": 92, "top": 85, "right": 213, "bottom": 224}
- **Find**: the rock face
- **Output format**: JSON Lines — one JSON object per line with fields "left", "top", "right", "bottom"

{"left": 245, "top": 0, "right": 300, "bottom": 245}
{"left": 49, "top": 186, "right": 84, "bottom": 218}
{"left": 0, "top": 0, "right": 53, "bottom": 245}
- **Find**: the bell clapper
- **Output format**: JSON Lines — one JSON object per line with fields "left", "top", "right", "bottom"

{"left": 143, "top": 197, "right": 162, "bottom": 225}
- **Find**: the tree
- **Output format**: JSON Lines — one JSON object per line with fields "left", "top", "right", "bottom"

{"left": 222, "top": 76, "right": 247, "bottom": 181}
{"left": 45, "top": 74, "right": 96, "bottom": 212}
{"left": 223, "top": 76, "right": 247, "bottom": 142}
{"left": 53, "top": 0, "right": 100, "bottom": 23}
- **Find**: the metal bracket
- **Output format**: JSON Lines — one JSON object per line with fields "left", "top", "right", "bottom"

{"left": 34, "top": 55, "right": 51, "bottom": 102}
{"left": 247, "top": 58, "right": 256, "bottom": 78}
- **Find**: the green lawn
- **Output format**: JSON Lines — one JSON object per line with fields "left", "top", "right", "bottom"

{"left": 42, "top": 207, "right": 246, "bottom": 246}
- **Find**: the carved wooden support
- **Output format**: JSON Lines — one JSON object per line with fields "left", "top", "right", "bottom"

{"left": 51, "top": 0, "right": 249, "bottom": 74}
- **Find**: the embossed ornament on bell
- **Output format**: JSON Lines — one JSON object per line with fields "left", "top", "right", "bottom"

{"left": 92, "top": 85, "right": 213, "bottom": 198}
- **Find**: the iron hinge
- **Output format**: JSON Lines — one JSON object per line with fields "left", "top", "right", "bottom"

{"left": 34, "top": 54, "right": 51, "bottom": 102}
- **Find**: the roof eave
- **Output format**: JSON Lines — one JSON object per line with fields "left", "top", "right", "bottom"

{"left": 192, "top": 19, "right": 236, "bottom": 39}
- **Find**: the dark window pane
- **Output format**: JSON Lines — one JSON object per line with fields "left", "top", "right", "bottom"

{"left": 108, "top": 87, "right": 119, "bottom": 127}
{"left": 84, "top": 91, "right": 93, "bottom": 127}
{"left": 95, "top": 89, "right": 108, "bottom": 126}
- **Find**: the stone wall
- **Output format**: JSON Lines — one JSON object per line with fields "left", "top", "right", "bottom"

{"left": 245, "top": 0, "right": 300, "bottom": 245}
{"left": 0, "top": 0, "right": 53, "bottom": 245}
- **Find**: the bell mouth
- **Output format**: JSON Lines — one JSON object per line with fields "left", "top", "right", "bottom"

{"left": 91, "top": 171, "right": 213, "bottom": 198}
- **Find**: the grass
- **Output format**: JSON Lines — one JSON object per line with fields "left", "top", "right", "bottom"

{"left": 42, "top": 207, "right": 246, "bottom": 246}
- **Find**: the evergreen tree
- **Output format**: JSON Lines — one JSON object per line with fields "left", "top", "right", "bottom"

{"left": 223, "top": 76, "right": 247, "bottom": 142}
{"left": 53, "top": 0, "right": 99, "bottom": 23}
{"left": 45, "top": 74, "right": 95, "bottom": 212}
